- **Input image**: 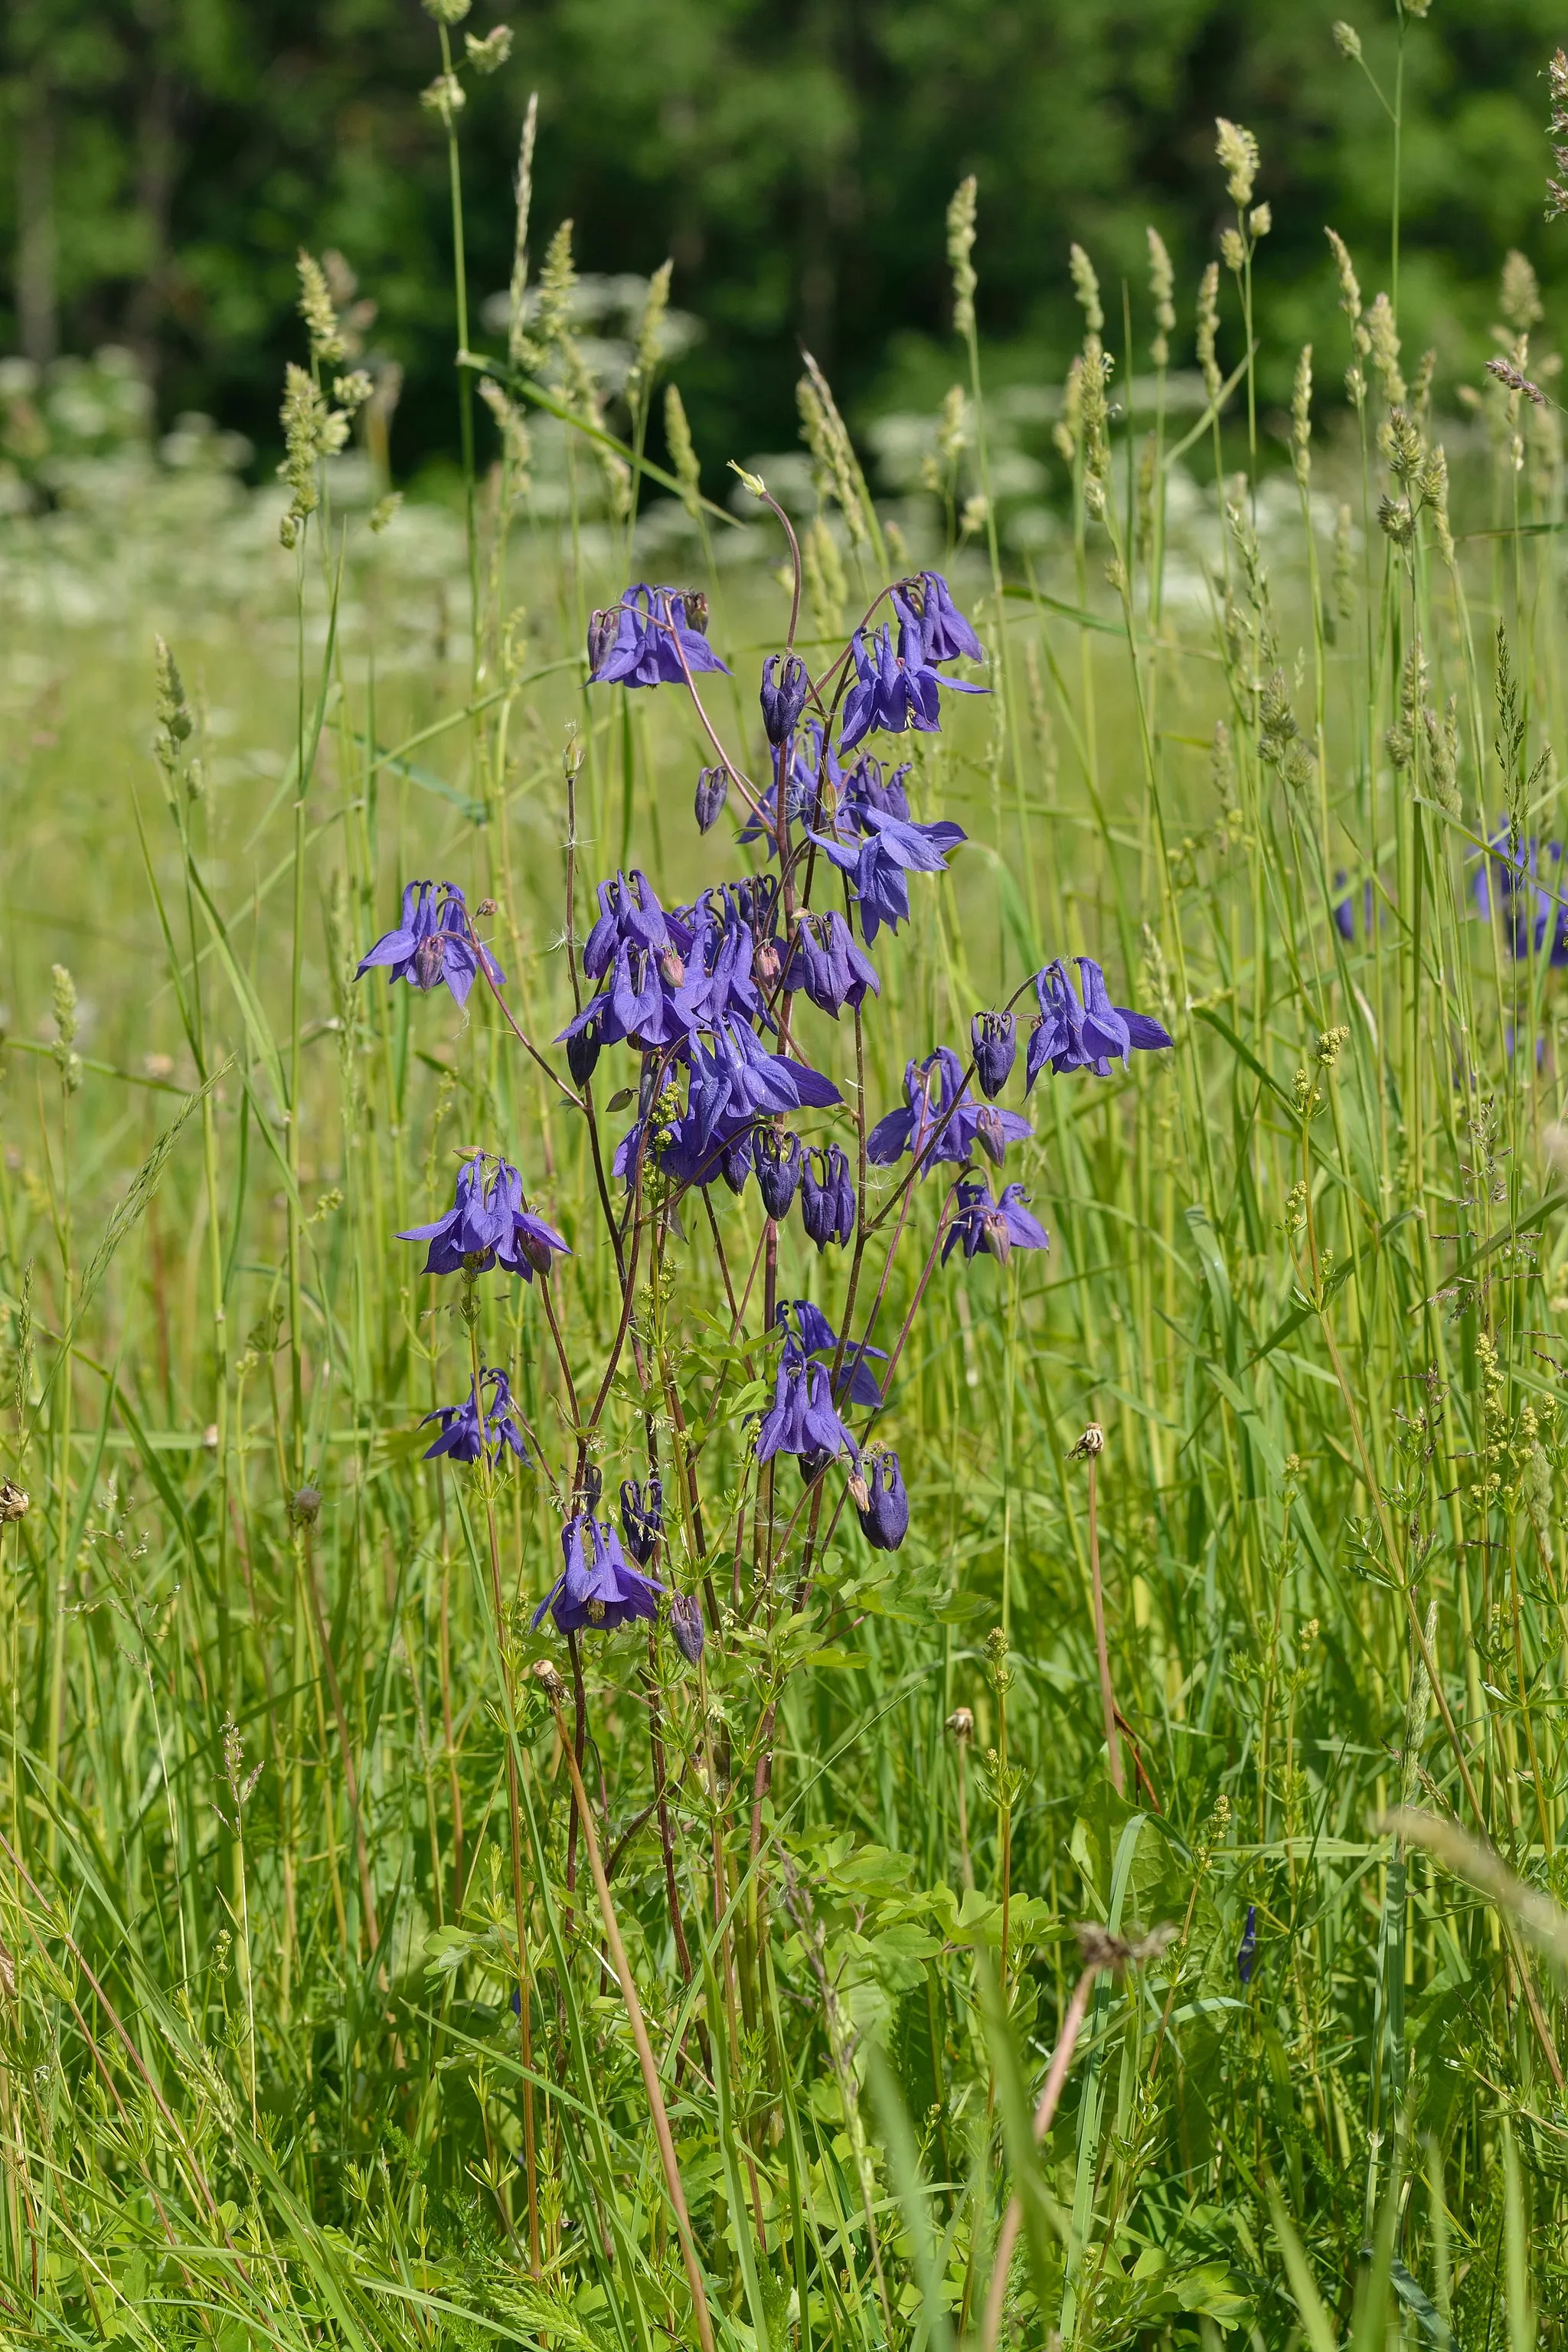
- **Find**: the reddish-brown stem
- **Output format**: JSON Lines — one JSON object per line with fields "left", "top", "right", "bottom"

{"left": 980, "top": 1965, "right": 1102, "bottom": 2352}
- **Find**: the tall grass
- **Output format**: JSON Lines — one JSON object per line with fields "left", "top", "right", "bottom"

{"left": 2, "top": 12, "right": 1568, "bottom": 2348}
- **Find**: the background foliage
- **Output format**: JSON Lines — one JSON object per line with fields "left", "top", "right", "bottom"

{"left": 5, "top": 0, "right": 1568, "bottom": 474}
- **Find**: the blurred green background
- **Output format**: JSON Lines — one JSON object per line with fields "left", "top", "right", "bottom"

{"left": 3, "top": 0, "right": 1566, "bottom": 485}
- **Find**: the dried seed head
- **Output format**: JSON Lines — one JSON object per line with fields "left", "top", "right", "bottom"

{"left": 664, "top": 384, "right": 702, "bottom": 519}
{"left": 1147, "top": 227, "right": 1176, "bottom": 369}
{"left": 1215, "top": 117, "right": 1260, "bottom": 208}
{"left": 464, "top": 24, "right": 511, "bottom": 73}
{"left": 1501, "top": 249, "right": 1544, "bottom": 332}
{"left": 288, "top": 1485, "right": 322, "bottom": 1527}
{"left": 1196, "top": 263, "right": 1221, "bottom": 403}
{"left": 533, "top": 1658, "right": 566, "bottom": 1702}
{"left": 1549, "top": 48, "right": 1568, "bottom": 219}
{"left": 1291, "top": 345, "right": 1312, "bottom": 485}
{"left": 946, "top": 176, "right": 978, "bottom": 340}
{"left": 1248, "top": 203, "right": 1272, "bottom": 241}
{"left": 1074, "top": 1919, "right": 1179, "bottom": 1973}
{"left": 1367, "top": 292, "right": 1406, "bottom": 405}
{"left": 296, "top": 250, "right": 347, "bottom": 366}
{"left": 1220, "top": 227, "right": 1246, "bottom": 277}
{"left": 1071, "top": 1422, "right": 1106, "bottom": 1459}
{"left": 0, "top": 1482, "right": 29, "bottom": 1523}
{"left": 1069, "top": 243, "right": 1104, "bottom": 341}
{"left": 946, "top": 1706, "right": 975, "bottom": 1743}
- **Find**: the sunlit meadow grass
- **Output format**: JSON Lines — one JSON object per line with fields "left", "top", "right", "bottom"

{"left": 5, "top": 22, "right": 1568, "bottom": 2350}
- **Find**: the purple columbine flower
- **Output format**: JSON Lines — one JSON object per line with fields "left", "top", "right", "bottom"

{"left": 586, "top": 585, "right": 730, "bottom": 688}
{"left": 1475, "top": 823, "right": 1568, "bottom": 960}
{"left": 800, "top": 1145, "right": 855, "bottom": 1250}
{"left": 669, "top": 1589, "right": 706, "bottom": 1664}
{"left": 422, "top": 1365, "right": 531, "bottom": 1465}
{"left": 893, "top": 571, "right": 985, "bottom": 665}
{"left": 619, "top": 1474, "right": 663, "bottom": 1566}
{"left": 756, "top": 1338, "right": 857, "bottom": 1472}
{"left": 760, "top": 652, "right": 810, "bottom": 746}
{"left": 756, "top": 1127, "right": 803, "bottom": 1218}
{"left": 777, "top": 1298, "right": 887, "bottom": 1408}
{"left": 971, "top": 1010, "right": 1017, "bottom": 1099}
{"left": 848, "top": 1450, "right": 910, "bottom": 1550}
{"left": 838, "top": 609, "right": 985, "bottom": 753}
{"left": 532, "top": 1511, "right": 664, "bottom": 1634}
{"left": 942, "top": 1175, "right": 1050, "bottom": 1266}
{"left": 813, "top": 787, "right": 968, "bottom": 947}
{"left": 1025, "top": 958, "right": 1173, "bottom": 1087}
{"left": 400, "top": 1156, "right": 570, "bottom": 1282}
{"left": 781, "top": 910, "right": 880, "bottom": 1018}
{"left": 687, "top": 1016, "right": 841, "bottom": 1148}
{"left": 356, "top": 880, "right": 505, "bottom": 1008}
{"left": 694, "top": 765, "right": 729, "bottom": 832}
{"left": 868, "top": 1046, "right": 1031, "bottom": 1173}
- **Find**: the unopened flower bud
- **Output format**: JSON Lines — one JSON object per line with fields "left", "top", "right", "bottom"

{"left": 971, "top": 1008, "right": 1016, "bottom": 1099}
{"left": 975, "top": 1106, "right": 1008, "bottom": 1168}
{"left": 694, "top": 765, "right": 729, "bottom": 833}
{"left": 669, "top": 1589, "right": 705, "bottom": 1664}
{"left": 565, "top": 1014, "right": 602, "bottom": 1088}
{"left": 586, "top": 607, "right": 618, "bottom": 678}
{"left": 760, "top": 652, "right": 809, "bottom": 746}
{"left": 578, "top": 1463, "right": 603, "bottom": 1515}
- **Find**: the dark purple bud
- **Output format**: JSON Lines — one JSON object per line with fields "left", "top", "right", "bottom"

{"left": 971, "top": 1009, "right": 1016, "bottom": 1099}
{"left": 755, "top": 1127, "right": 802, "bottom": 1220}
{"left": 669, "top": 1589, "right": 705, "bottom": 1664}
{"left": 695, "top": 765, "right": 729, "bottom": 832}
{"left": 854, "top": 1452, "right": 909, "bottom": 1551}
{"left": 578, "top": 1463, "right": 603, "bottom": 1515}
{"left": 619, "top": 1474, "right": 663, "bottom": 1566}
{"left": 586, "top": 606, "right": 618, "bottom": 677}
{"left": 566, "top": 1014, "right": 602, "bottom": 1087}
{"left": 801, "top": 1144, "right": 854, "bottom": 1250}
{"left": 760, "top": 652, "right": 810, "bottom": 746}
{"left": 720, "top": 1127, "right": 754, "bottom": 1194}
{"left": 975, "top": 1106, "right": 1008, "bottom": 1168}
{"left": 413, "top": 930, "right": 448, "bottom": 990}
{"left": 798, "top": 1445, "right": 834, "bottom": 1485}
{"left": 1236, "top": 1903, "right": 1257, "bottom": 1985}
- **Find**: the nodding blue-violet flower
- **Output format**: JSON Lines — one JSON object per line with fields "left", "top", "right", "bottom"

{"left": 694, "top": 764, "right": 729, "bottom": 832}
{"left": 868, "top": 1045, "right": 1030, "bottom": 1172}
{"left": 777, "top": 1298, "right": 887, "bottom": 1407}
{"left": 781, "top": 910, "right": 880, "bottom": 1017}
{"left": 971, "top": 1010, "right": 1017, "bottom": 1099}
{"left": 848, "top": 1449, "right": 910, "bottom": 1550}
{"left": 1331, "top": 871, "right": 1376, "bottom": 946}
{"left": 669, "top": 1589, "right": 706, "bottom": 1664}
{"left": 755, "top": 1126, "right": 803, "bottom": 1218}
{"left": 356, "top": 880, "right": 504, "bottom": 1008}
{"left": 893, "top": 571, "right": 986, "bottom": 666}
{"left": 812, "top": 759, "right": 968, "bottom": 946}
{"left": 586, "top": 584, "right": 729, "bottom": 688}
{"left": 760, "top": 652, "right": 811, "bottom": 745}
{"left": 688, "top": 1016, "right": 841, "bottom": 1147}
{"left": 422, "top": 1365, "right": 531, "bottom": 1465}
{"left": 532, "top": 1511, "right": 664, "bottom": 1635}
{"left": 756, "top": 1335, "right": 858, "bottom": 1475}
{"left": 400, "top": 1155, "right": 570, "bottom": 1281}
{"left": 838, "top": 603, "right": 986, "bottom": 753}
{"left": 1025, "top": 957, "right": 1173, "bottom": 1087}
{"left": 619, "top": 1474, "right": 663, "bottom": 1566}
{"left": 942, "top": 1174, "right": 1050, "bottom": 1265}
{"left": 800, "top": 1144, "right": 856, "bottom": 1250}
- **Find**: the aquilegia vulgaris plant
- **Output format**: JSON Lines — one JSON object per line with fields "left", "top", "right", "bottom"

{"left": 355, "top": 518, "right": 1171, "bottom": 2277}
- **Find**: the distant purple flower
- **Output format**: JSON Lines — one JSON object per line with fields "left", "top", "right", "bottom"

{"left": 800, "top": 1145, "right": 855, "bottom": 1250}
{"left": 777, "top": 1298, "right": 887, "bottom": 1408}
{"left": 1475, "top": 825, "right": 1568, "bottom": 961}
{"left": 1236, "top": 1904, "right": 1257, "bottom": 1985}
{"left": 356, "top": 880, "right": 504, "bottom": 1008}
{"left": 422, "top": 1364, "right": 531, "bottom": 1465}
{"left": 781, "top": 910, "right": 880, "bottom": 1018}
{"left": 756, "top": 1338, "right": 857, "bottom": 1471}
{"left": 587, "top": 585, "right": 729, "bottom": 688}
{"left": 1025, "top": 958, "right": 1172, "bottom": 1087}
{"left": 942, "top": 1175, "right": 1050, "bottom": 1266}
{"left": 619, "top": 1475, "right": 663, "bottom": 1566}
{"left": 755, "top": 1127, "right": 803, "bottom": 1219}
{"left": 669, "top": 1589, "right": 706, "bottom": 1664}
{"left": 849, "top": 1451, "right": 910, "bottom": 1550}
{"left": 532, "top": 1511, "right": 664, "bottom": 1634}
{"left": 760, "top": 653, "right": 810, "bottom": 745}
{"left": 893, "top": 571, "right": 985, "bottom": 665}
{"left": 868, "top": 1047, "right": 1030, "bottom": 1173}
{"left": 971, "top": 1011, "right": 1017, "bottom": 1099}
{"left": 838, "top": 609, "right": 985, "bottom": 753}
{"left": 1331, "top": 872, "right": 1376, "bottom": 946}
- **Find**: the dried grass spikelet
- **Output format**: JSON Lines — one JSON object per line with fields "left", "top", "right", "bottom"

{"left": 296, "top": 250, "right": 346, "bottom": 367}
{"left": 1147, "top": 227, "right": 1176, "bottom": 368}
{"left": 1550, "top": 47, "right": 1568, "bottom": 218}
{"left": 947, "top": 175, "right": 978, "bottom": 340}
{"left": 798, "top": 354, "right": 870, "bottom": 547}
{"left": 1367, "top": 291, "right": 1406, "bottom": 405}
{"left": 1196, "top": 262, "right": 1221, "bottom": 405}
{"left": 507, "top": 93, "right": 540, "bottom": 374}
{"left": 1069, "top": 242, "right": 1104, "bottom": 341}
{"left": 1501, "top": 248, "right": 1544, "bottom": 333}
{"left": 1214, "top": 116, "right": 1260, "bottom": 208}
{"left": 626, "top": 260, "right": 673, "bottom": 423}
{"left": 663, "top": 384, "right": 702, "bottom": 519}
{"left": 802, "top": 514, "right": 847, "bottom": 642}
{"left": 1290, "top": 345, "right": 1312, "bottom": 487}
